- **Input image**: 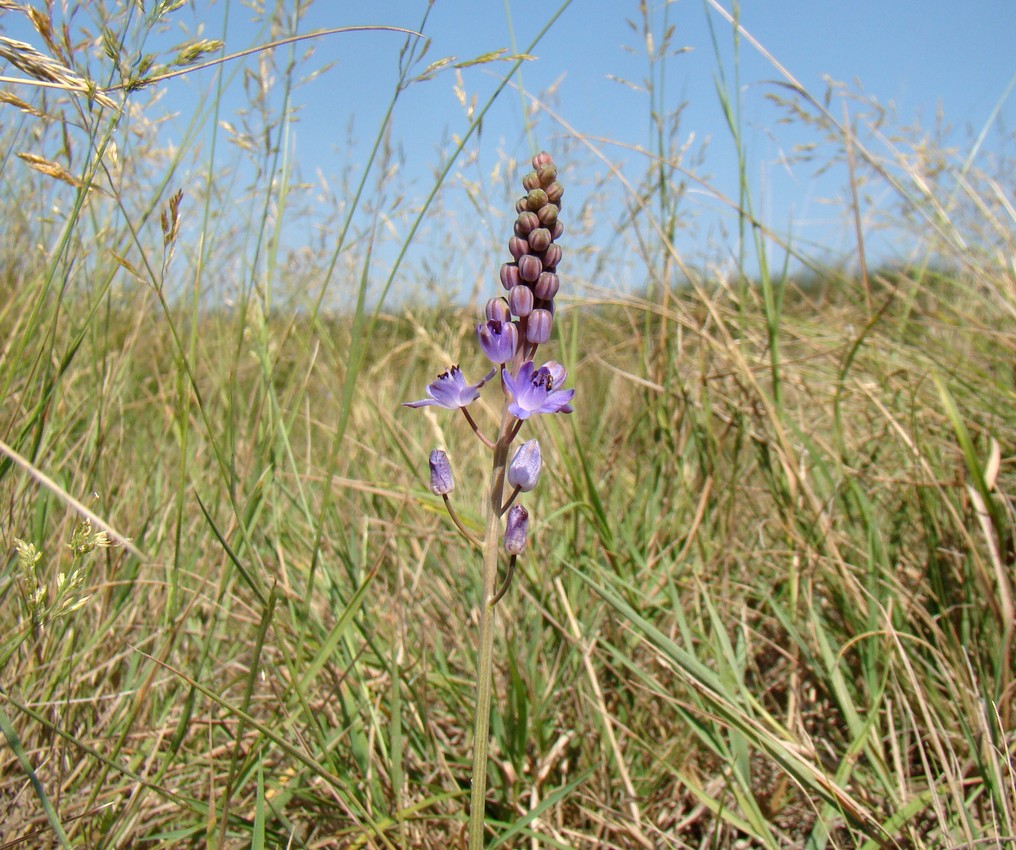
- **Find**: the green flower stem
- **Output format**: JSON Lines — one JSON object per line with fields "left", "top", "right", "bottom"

{"left": 467, "top": 409, "right": 512, "bottom": 849}
{"left": 442, "top": 494, "right": 482, "bottom": 551}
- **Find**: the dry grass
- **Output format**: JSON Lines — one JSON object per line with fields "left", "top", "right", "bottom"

{"left": 0, "top": 1, "right": 1014, "bottom": 848}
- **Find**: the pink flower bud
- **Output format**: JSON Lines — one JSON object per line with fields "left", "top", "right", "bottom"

{"left": 509, "top": 283, "right": 534, "bottom": 317}
{"left": 509, "top": 236, "right": 530, "bottom": 260}
{"left": 514, "top": 211, "right": 539, "bottom": 237}
{"left": 532, "top": 151, "right": 554, "bottom": 169}
{"left": 518, "top": 254, "right": 542, "bottom": 283}
{"left": 534, "top": 271, "right": 559, "bottom": 301}
{"left": 527, "top": 308, "right": 553, "bottom": 344}
{"left": 541, "top": 243, "right": 562, "bottom": 270}
{"left": 486, "top": 297, "right": 511, "bottom": 323}
{"left": 528, "top": 227, "right": 552, "bottom": 253}
{"left": 500, "top": 263, "right": 520, "bottom": 290}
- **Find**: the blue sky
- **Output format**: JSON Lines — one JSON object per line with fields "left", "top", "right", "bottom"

{"left": 3, "top": 0, "right": 1014, "bottom": 296}
{"left": 205, "top": 0, "right": 1016, "bottom": 287}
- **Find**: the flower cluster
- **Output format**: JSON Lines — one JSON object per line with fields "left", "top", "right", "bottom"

{"left": 404, "top": 151, "right": 572, "bottom": 584}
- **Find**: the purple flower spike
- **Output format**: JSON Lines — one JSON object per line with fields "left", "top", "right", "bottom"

{"left": 503, "top": 504, "right": 529, "bottom": 554}
{"left": 507, "top": 439, "right": 542, "bottom": 492}
{"left": 403, "top": 365, "right": 496, "bottom": 410}
{"left": 477, "top": 320, "right": 518, "bottom": 365}
{"left": 502, "top": 360, "right": 575, "bottom": 420}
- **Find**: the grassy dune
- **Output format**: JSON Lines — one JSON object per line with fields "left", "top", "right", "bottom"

{"left": 1, "top": 2, "right": 1013, "bottom": 848}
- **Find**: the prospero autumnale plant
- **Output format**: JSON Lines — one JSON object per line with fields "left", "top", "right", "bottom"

{"left": 404, "top": 152, "right": 572, "bottom": 847}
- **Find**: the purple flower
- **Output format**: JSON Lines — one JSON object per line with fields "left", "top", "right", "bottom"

{"left": 507, "top": 439, "right": 542, "bottom": 491}
{"left": 403, "top": 365, "right": 496, "bottom": 410}
{"left": 503, "top": 505, "right": 529, "bottom": 554}
{"left": 476, "top": 320, "right": 518, "bottom": 365}
{"left": 502, "top": 360, "right": 575, "bottom": 420}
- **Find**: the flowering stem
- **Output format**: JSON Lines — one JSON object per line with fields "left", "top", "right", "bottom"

{"left": 500, "top": 485, "right": 522, "bottom": 516}
{"left": 443, "top": 494, "right": 482, "bottom": 550}
{"left": 507, "top": 418, "right": 524, "bottom": 444}
{"left": 467, "top": 409, "right": 512, "bottom": 849}
{"left": 461, "top": 407, "right": 496, "bottom": 449}
{"left": 490, "top": 555, "right": 518, "bottom": 607}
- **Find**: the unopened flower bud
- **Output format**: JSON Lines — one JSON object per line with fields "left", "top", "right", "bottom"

{"left": 429, "top": 450, "right": 454, "bottom": 495}
{"left": 507, "top": 439, "right": 542, "bottom": 492}
{"left": 527, "top": 308, "right": 553, "bottom": 344}
{"left": 477, "top": 320, "right": 518, "bottom": 364}
{"left": 515, "top": 196, "right": 529, "bottom": 214}
{"left": 537, "top": 203, "right": 558, "bottom": 228}
{"left": 527, "top": 188, "right": 549, "bottom": 211}
{"left": 541, "top": 243, "right": 562, "bottom": 270}
{"left": 522, "top": 171, "right": 540, "bottom": 191}
{"left": 509, "top": 283, "right": 534, "bottom": 317}
{"left": 518, "top": 254, "right": 542, "bottom": 283}
{"left": 503, "top": 504, "right": 529, "bottom": 554}
{"left": 486, "top": 297, "right": 511, "bottom": 323}
{"left": 509, "top": 236, "right": 530, "bottom": 260}
{"left": 532, "top": 151, "right": 554, "bottom": 169}
{"left": 528, "top": 227, "right": 552, "bottom": 253}
{"left": 537, "top": 163, "right": 557, "bottom": 185}
{"left": 500, "top": 262, "right": 520, "bottom": 290}
{"left": 515, "top": 211, "right": 539, "bottom": 237}
{"left": 545, "top": 181, "right": 564, "bottom": 204}
{"left": 551, "top": 220, "right": 564, "bottom": 240}
{"left": 534, "top": 271, "right": 560, "bottom": 301}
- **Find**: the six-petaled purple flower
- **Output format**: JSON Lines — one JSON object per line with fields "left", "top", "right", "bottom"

{"left": 403, "top": 365, "right": 496, "bottom": 410}
{"left": 502, "top": 360, "right": 575, "bottom": 420}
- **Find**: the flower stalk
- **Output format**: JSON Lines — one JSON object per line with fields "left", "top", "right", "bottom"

{"left": 467, "top": 410, "right": 512, "bottom": 849}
